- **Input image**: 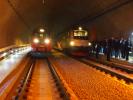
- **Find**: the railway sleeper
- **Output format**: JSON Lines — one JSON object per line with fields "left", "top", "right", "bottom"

{"left": 88, "top": 57, "right": 133, "bottom": 74}
{"left": 78, "top": 59, "right": 133, "bottom": 85}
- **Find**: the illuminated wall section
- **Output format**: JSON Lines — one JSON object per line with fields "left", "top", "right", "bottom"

{"left": 0, "top": 0, "right": 29, "bottom": 48}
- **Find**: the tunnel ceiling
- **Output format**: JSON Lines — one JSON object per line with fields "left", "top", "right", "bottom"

{"left": 0, "top": 0, "right": 133, "bottom": 48}
{"left": 10, "top": 0, "right": 130, "bottom": 34}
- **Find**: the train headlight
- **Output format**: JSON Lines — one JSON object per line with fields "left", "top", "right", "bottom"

{"left": 70, "top": 41, "right": 75, "bottom": 46}
{"left": 40, "top": 28, "right": 45, "bottom": 33}
{"left": 33, "top": 38, "right": 39, "bottom": 44}
{"left": 88, "top": 42, "right": 92, "bottom": 46}
{"left": 44, "top": 38, "right": 50, "bottom": 44}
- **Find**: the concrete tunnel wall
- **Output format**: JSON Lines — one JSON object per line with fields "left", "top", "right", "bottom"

{"left": 86, "top": 2, "right": 133, "bottom": 41}
{"left": 0, "top": 0, "right": 133, "bottom": 49}
{"left": 0, "top": 0, "right": 29, "bottom": 48}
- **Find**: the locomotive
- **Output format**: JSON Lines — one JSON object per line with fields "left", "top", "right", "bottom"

{"left": 57, "top": 27, "right": 92, "bottom": 56}
{"left": 31, "top": 27, "right": 52, "bottom": 53}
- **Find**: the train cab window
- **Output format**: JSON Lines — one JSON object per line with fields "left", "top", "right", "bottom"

{"left": 73, "top": 30, "right": 88, "bottom": 40}
{"left": 40, "top": 34, "right": 43, "bottom": 37}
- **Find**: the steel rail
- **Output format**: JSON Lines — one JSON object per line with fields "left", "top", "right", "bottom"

{"left": 12, "top": 57, "right": 69, "bottom": 100}
{"left": 55, "top": 49, "right": 133, "bottom": 84}
{"left": 87, "top": 57, "right": 133, "bottom": 74}
{"left": 13, "top": 58, "right": 35, "bottom": 100}
{"left": 47, "top": 58, "right": 70, "bottom": 100}
{"left": 77, "top": 58, "right": 133, "bottom": 84}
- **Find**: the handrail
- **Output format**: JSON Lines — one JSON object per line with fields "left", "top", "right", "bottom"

{"left": 0, "top": 45, "right": 16, "bottom": 52}
{"left": 0, "top": 45, "right": 29, "bottom": 61}
{"left": 0, "top": 55, "right": 30, "bottom": 99}
{"left": 0, "top": 44, "right": 30, "bottom": 53}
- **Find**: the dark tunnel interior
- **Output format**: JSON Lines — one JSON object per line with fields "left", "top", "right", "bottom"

{"left": 0, "top": 1, "right": 133, "bottom": 99}
{"left": 0, "top": 0, "right": 133, "bottom": 48}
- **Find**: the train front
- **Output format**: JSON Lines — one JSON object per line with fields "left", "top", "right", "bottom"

{"left": 68, "top": 27, "right": 92, "bottom": 56}
{"left": 31, "top": 28, "right": 52, "bottom": 53}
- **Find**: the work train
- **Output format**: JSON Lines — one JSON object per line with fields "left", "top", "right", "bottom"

{"left": 31, "top": 28, "right": 52, "bottom": 52}
{"left": 57, "top": 27, "right": 92, "bottom": 56}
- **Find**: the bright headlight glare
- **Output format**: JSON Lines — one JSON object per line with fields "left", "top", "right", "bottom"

{"left": 88, "top": 42, "right": 92, "bottom": 46}
{"left": 33, "top": 38, "right": 39, "bottom": 44}
{"left": 40, "top": 28, "right": 45, "bottom": 33}
{"left": 44, "top": 38, "right": 50, "bottom": 44}
{"left": 70, "top": 41, "right": 75, "bottom": 46}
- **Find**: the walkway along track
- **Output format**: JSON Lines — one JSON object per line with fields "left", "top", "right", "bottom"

{"left": 9, "top": 57, "right": 70, "bottom": 100}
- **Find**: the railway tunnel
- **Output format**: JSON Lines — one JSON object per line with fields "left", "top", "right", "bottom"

{"left": 0, "top": 0, "right": 133, "bottom": 100}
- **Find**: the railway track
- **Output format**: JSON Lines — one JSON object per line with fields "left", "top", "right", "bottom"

{"left": 87, "top": 56, "right": 133, "bottom": 74}
{"left": 8, "top": 57, "right": 70, "bottom": 100}
{"left": 55, "top": 49, "right": 133, "bottom": 84}
{"left": 76, "top": 58, "right": 133, "bottom": 84}
{"left": 51, "top": 49, "right": 133, "bottom": 99}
